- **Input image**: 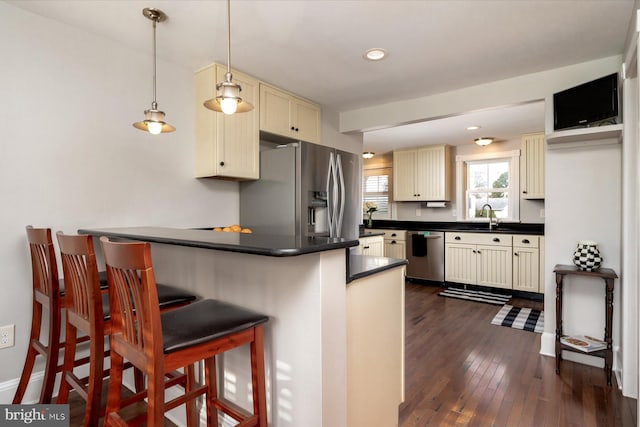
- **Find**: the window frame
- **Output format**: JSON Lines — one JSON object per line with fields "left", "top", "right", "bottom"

{"left": 362, "top": 166, "right": 392, "bottom": 220}
{"left": 455, "top": 150, "right": 520, "bottom": 223}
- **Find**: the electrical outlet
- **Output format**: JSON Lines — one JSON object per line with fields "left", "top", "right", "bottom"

{"left": 0, "top": 324, "right": 15, "bottom": 349}
{"left": 415, "top": 207, "right": 422, "bottom": 217}
{"left": 540, "top": 208, "right": 545, "bottom": 218}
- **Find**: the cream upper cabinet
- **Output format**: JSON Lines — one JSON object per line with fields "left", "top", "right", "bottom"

{"left": 393, "top": 145, "right": 451, "bottom": 201}
{"left": 259, "top": 83, "right": 321, "bottom": 144}
{"left": 195, "top": 64, "right": 259, "bottom": 180}
{"left": 520, "top": 132, "right": 545, "bottom": 199}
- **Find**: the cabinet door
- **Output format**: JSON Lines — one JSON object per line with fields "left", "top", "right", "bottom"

{"left": 215, "top": 65, "right": 259, "bottom": 179}
{"left": 292, "top": 97, "right": 321, "bottom": 144}
{"left": 476, "top": 245, "right": 512, "bottom": 289}
{"left": 521, "top": 132, "right": 545, "bottom": 199}
{"left": 416, "top": 145, "right": 450, "bottom": 201}
{"left": 513, "top": 246, "right": 540, "bottom": 292}
{"left": 260, "top": 84, "right": 291, "bottom": 137}
{"left": 393, "top": 150, "right": 417, "bottom": 201}
{"left": 360, "top": 236, "right": 384, "bottom": 256}
{"left": 195, "top": 64, "right": 259, "bottom": 180}
{"left": 384, "top": 240, "right": 406, "bottom": 259}
{"left": 445, "top": 243, "right": 476, "bottom": 285}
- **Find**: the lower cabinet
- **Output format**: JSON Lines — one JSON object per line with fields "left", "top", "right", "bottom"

{"left": 355, "top": 235, "right": 384, "bottom": 256}
{"left": 445, "top": 232, "right": 543, "bottom": 292}
{"left": 512, "top": 235, "right": 540, "bottom": 292}
{"left": 445, "top": 233, "right": 513, "bottom": 290}
{"left": 374, "top": 229, "right": 407, "bottom": 259}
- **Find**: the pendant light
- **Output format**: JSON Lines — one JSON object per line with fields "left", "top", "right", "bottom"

{"left": 203, "top": 0, "right": 253, "bottom": 115}
{"left": 133, "top": 8, "right": 175, "bottom": 134}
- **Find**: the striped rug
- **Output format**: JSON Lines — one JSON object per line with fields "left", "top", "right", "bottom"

{"left": 438, "top": 288, "right": 511, "bottom": 305}
{"left": 491, "top": 305, "right": 544, "bottom": 333}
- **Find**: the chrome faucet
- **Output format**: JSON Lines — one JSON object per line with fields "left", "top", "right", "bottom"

{"left": 481, "top": 203, "right": 496, "bottom": 231}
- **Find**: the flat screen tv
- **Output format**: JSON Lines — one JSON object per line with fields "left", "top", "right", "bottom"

{"left": 553, "top": 73, "right": 618, "bottom": 131}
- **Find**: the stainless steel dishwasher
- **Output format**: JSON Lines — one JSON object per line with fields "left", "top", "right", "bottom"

{"left": 406, "top": 231, "right": 445, "bottom": 283}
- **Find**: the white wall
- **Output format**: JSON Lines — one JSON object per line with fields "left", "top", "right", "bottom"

{"left": 0, "top": 3, "right": 239, "bottom": 391}
{"left": 541, "top": 141, "right": 622, "bottom": 370}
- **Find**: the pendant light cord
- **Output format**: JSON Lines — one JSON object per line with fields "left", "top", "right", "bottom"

{"left": 226, "top": 0, "right": 231, "bottom": 77}
{"left": 152, "top": 18, "right": 157, "bottom": 109}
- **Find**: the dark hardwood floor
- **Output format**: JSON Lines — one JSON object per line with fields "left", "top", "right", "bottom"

{"left": 69, "top": 282, "right": 636, "bottom": 426}
{"left": 400, "top": 282, "right": 637, "bottom": 427}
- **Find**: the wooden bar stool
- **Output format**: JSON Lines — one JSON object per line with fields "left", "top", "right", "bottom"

{"left": 55, "top": 232, "right": 200, "bottom": 426}
{"left": 100, "top": 236, "right": 269, "bottom": 427}
{"left": 13, "top": 226, "right": 63, "bottom": 404}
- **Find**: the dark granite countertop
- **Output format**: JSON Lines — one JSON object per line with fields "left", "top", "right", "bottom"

{"left": 78, "top": 226, "right": 358, "bottom": 257}
{"left": 366, "top": 220, "right": 544, "bottom": 235}
{"left": 348, "top": 254, "right": 408, "bottom": 283}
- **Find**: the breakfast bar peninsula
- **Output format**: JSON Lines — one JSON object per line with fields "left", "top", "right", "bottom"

{"left": 79, "top": 226, "right": 406, "bottom": 427}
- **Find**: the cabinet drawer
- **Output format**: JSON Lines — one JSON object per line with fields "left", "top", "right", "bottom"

{"left": 445, "top": 232, "right": 512, "bottom": 246}
{"left": 513, "top": 235, "right": 539, "bottom": 248}
{"left": 381, "top": 230, "right": 407, "bottom": 241}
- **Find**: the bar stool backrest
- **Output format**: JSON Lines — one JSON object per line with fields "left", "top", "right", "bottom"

{"left": 100, "top": 236, "right": 163, "bottom": 373}
{"left": 56, "top": 232, "right": 104, "bottom": 337}
{"left": 26, "top": 226, "right": 60, "bottom": 303}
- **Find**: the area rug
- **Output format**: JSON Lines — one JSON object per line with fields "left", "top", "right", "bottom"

{"left": 491, "top": 304, "right": 544, "bottom": 333}
{"left": 438, "top": 288, "right": 511, "bottom": 305}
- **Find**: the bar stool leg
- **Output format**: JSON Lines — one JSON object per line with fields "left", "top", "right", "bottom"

{"left": 55, "top": 320, "right": 77, "bottom": 405}
{"left": 205, "top": 356, "right": 219, "bottom": 427}
{"left": 251, "top": 326, "right": 268, "bottom": 427}
{"left": 13, "top": 301, "right": 42, "bottom": 403}
{"left": 40, "top": 301, "right": 62, "bottom": 404}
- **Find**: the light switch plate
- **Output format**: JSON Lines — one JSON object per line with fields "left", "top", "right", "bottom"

{"left": 540, "top": 209, "right": 545, "bottom": 218}
{"left": 415, "top": 207, "right": 421, "bottom": 217}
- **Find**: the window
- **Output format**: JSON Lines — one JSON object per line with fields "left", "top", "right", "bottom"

{"left": 362, "top": 167, "right": 392, "bottom": 219}
{"left": 456, "top": 150, "right": 520, "bottom": 222}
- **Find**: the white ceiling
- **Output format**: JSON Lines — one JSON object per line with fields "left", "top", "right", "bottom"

{"left": 6, "top": 0, "right": 635, "bottom": 152}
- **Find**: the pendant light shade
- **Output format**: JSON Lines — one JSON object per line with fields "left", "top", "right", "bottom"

{"left": 203, "top": 0, "right": 253, "bottom": 115}
{"left": 133, "top": 8, "right": 175, "bottom": 134}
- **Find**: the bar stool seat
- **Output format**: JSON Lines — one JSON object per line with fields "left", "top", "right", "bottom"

{"left": 101, "top": 236, "right": 269, "bottom": 427}
{"left": 161, "top": 299, "right": 268, "bottom": 354}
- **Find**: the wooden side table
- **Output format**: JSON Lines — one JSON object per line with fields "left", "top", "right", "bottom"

{"left": 553, "top": 264, "right": 617, "bottom": 386}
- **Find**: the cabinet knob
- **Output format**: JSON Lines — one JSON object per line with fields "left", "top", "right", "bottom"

{"left": 523, "top": 190, "right": 528, "bottom": 194}
{"left": 515, "top": 252, "right": 519, "bottom": 256}
{"left": 295, "top": 127, "right": 299, "bottom": 132}
{"left": 291, "top": 126, "right": 295, "bottom": 131}
{"left": 363, "top": 245, "right": 370, "bottom": 249}
{"left": 476, "top": 250, "right": 481, "bottom": 254}
{"left": 493, "top": 237, "right": 500, "bottom": 242}
{"left": 220, "top": 161, "right": 225, "bottom": 166}
{"left": 391, "top": 233, "right": 397, "bottom": 237}
{"left": 472, "top": 249, "right": 477, "bottom": 253}
{"left": 454, "top": 236, "right": 461, "bottom": 240}
{"left": 522, "top": 239, "right": 530, "bottom": 244}
{"left": 391, "top": 240, "right": 396, "bottom": 244}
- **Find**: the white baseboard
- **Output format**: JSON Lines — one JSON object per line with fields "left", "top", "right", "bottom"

{"left": 0, "top": 371, "right": 52, "bottom": 404}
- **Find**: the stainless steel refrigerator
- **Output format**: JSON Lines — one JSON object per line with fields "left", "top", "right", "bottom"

{"left": 239, "top": 140, "right": 361, "bottom": 239}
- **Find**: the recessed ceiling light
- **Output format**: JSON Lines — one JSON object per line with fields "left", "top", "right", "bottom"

{"left": 364, "top": 48, "right": 386, "bottom": 61}
{"left": 466, "top": 125, "right": 481, "bottom": 130}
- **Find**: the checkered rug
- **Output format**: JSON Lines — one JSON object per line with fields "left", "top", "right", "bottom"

{"left": 438, "top": 288, "right": 512, "bottom": 305}
{"left": 491, "top": 304, "right": 544, "bottom": 333}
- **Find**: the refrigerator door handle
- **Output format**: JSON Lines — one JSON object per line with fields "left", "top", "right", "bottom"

{"left": 326, "top": 152, "right": 336, "bottom": 237}
{"left": 336, "top": 154, "right": 345, "bottom": 238}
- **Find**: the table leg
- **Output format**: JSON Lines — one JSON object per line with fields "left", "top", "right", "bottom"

{"left": 604, "top": 278, "right": 614, "bottom": 386}
{"left": 555, "top": 273, "right": 564, "bottom": 375}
